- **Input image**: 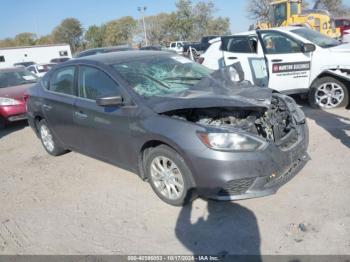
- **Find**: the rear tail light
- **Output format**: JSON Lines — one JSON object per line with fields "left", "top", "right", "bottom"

{"left": 197, "top": 57, "right": 204, "bottom": 64}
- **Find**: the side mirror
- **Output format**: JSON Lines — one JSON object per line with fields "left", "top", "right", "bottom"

{"left": 96, "top": 96, "right": 123, "bottom": 107}
{"left": 302, "top": 43, "right": 316, "bottom": 53}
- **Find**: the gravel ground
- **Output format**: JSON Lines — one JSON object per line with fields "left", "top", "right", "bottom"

{"left": 0, "top": 106, "right": 349, "bottom": 255}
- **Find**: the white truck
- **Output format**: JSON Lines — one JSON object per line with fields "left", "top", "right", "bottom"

{"left": 0, "top": 44, "right": 72, "bottom": 69}
{"left": 201, "top": 27, "right": 350, "bottom": 109}
{"left": 168, "top": 41, "right": 189, "bottom": 54}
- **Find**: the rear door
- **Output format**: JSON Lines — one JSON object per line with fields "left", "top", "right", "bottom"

{"left": 73, "top": 65, "right": 136, "bottom": 167}
{"left": 258, "top": 30, "right": 312, "bottom": 93}
{"left": 42, "top": 66, "right": 78, "bottom": 148}
{"left": 222, "top": 35, "right": 268, "bottom": 86}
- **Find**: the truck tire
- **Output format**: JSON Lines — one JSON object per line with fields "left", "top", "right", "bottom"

{"left": 309, "top": 77, "right": 349, "bottom": 109}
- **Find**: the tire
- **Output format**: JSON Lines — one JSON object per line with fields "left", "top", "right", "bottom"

{"left": 309, "top": 77, "right": 349, "bottom": 109}
{"left": 38, "top": 119, "right": 67, "bottom": 156}
{"left": 145, "top": 145, "right": 196, "bottom": 206}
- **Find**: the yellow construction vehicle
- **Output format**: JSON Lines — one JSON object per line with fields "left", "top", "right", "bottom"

{"left": 255, "top": 0, "right": 340, "bottom": 38}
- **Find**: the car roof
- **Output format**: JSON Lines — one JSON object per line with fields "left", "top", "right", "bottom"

{"left": 72, "top": 50, "right": 172, "bottom": 65}
{"left": 230, "top": 26, "right": 301, "bottom": 37}
{"left": 77, "top": 46, "right": 132, "bottom": 54}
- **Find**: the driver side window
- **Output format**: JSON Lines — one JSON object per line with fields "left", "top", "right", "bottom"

{"left": 261, "top": 32, "right": 301, "bottom": 54}
{"left": 78, "top": 66, "right": 121, "bottom": 100}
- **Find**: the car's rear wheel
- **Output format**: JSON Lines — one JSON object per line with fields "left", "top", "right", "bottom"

{"left": 309, "top": 77, "right": 349, "bottom": 109}
{"left": 38, "top": 119, "right": 67, "bottom": 156}
{"left": 145, "top": 145, "right": 196, "bottom": 206}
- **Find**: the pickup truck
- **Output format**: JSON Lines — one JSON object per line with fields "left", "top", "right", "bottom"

{"left": 168, "top": 41, "right": 190, "bottom": 54}
{"left": 201, "top": 27, "right": 350, "bottom": 109}
{"left": 183, "top": 36, "right": 218, "bottom": 57}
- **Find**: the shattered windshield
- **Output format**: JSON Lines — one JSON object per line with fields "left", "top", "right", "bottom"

{"left": 112, "top": 55, "right": 213, "bottom": 97}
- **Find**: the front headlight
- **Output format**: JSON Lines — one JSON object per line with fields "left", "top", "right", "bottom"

{"left": 0, "top": 97, "right": 21, "bottom": 106}
{"left": 197, "top": 132, "right": 265, "bottom": 151}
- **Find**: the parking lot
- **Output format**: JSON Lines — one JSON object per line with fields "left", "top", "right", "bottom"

{"left": 0, "top": 104, "right": 349, "bottom": 255}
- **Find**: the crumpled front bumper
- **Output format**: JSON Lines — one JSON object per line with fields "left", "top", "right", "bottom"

{"left": 186, "top": 100, "right": 310, "bottom": 201}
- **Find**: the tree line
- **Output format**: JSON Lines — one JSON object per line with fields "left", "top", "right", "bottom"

{"left": 0, "top": 0, "right": 231, "bottom": 53}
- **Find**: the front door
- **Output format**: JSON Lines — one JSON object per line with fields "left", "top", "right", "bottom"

{"left": 258, "top": 30, "right": 312, "bottom": 93}
{"left": 73, "top": 65, "right": 136, "bottom": 167}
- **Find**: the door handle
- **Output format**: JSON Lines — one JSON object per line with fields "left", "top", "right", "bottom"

{"left": 42, "top": 104, "right": 52, "bottom": 111}
{"left": 228, "top": 57, "right": 238, "bottom": 60}
{"left": 272, "top": 59, "right": 283, "bottom": 62}
{"left": 75, "top": 111, "right": 88, "bottom": 119}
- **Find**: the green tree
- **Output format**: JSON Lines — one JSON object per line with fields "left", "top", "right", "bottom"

{"left": 0, "top": 38, "right": 16, "bottom": 48}
{"left": 143, "top": 13, "right": 177, "bottom": 44}
{"left": 52, "top": 18, "right": 83, "bottom": 52}
{"left": 207, "top": 17, "right": 231, "bottom": 36}
{"left": 85, "top": 25, "right": 106, "bottom": 48}
{"left": 174, "top": 0, "right": 194, "bottom": 40}
{"left": 36, "top": 34, "right": 54, "bottom": 45}
{"left": 104, "top": 16, "right": 137, "bottom": 45}
{"left": 192, "top": 1, "right": 215, "bottom": 39}
{"left": 13, "top": 32, "right": 37, "bottom": 46}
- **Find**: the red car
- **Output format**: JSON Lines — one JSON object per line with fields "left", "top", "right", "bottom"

{"left": 336, "top": 18, "right": 350, "bottom": 39}
{"left": 0, "top": 68, "right": 38, "bottom": 129}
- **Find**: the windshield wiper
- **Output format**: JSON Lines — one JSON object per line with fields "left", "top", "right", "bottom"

{"left": 162, "top": 76, "right": 203, "bottom": 81}
{"left": 139, "top": 74, "right": 170, "bottom": 89}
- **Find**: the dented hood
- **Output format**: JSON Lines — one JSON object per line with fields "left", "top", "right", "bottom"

{"left": 145, "top": 64, "right": 273, "bottom": 113}
{"left": 145, "top": 86, "right": 273, "bottom": 114}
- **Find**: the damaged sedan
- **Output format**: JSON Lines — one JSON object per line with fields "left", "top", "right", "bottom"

{"left": 26, "top": 51, "right": 309, "bottom": 206}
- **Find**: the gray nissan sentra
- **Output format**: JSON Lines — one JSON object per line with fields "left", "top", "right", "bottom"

{"left": 27, "top": 51, "right": 309, "bottom": 206}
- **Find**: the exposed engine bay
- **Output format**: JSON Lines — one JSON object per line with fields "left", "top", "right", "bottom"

{"left": 163, "top": 95, "right": 298, "bottom": 143}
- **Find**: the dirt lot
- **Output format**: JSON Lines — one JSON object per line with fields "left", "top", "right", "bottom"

{"left": 0, "top": 106, "right": 349, "bottom": 255}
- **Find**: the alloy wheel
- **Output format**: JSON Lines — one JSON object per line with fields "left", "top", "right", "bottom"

{"left": 40, "top": 125, "right": 55, "bottom": 152}
{"left": 150, "top": 156, "right": 185, "bottom": 201}
{"left": 315, "top": 82, "right": 345, "bottom": 109}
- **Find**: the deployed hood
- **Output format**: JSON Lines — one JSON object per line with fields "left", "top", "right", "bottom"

{"left": 145, "top": 64, "right": 273, "bottom": 114}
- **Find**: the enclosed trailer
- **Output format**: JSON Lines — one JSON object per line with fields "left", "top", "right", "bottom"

{"left": 0, "top": 44, "right": 72, "bottom": 68}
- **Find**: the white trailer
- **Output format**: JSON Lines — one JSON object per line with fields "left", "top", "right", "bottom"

{"left": 0, "top": 44, "right": 72, "bottom": 68}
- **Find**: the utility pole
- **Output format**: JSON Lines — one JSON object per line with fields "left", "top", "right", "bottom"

{"left": 137, "top": 6, "right": 148, "bottom": 46}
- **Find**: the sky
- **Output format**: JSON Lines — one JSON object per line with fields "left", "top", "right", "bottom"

{"left": 0, "top": 0, "right": 250, "bottom": 39}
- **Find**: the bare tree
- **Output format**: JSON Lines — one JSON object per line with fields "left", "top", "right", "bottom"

{"left": 313, "top": 0, "right": 350, "bottom": 16}
{"left": 246, "top": 0, "right": 272, "bottom": 21}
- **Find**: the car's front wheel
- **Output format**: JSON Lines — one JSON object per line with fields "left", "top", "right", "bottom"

{"left": 309, "top": 77, "right": 349, "bottom": 109}
{"left": 38, "top": 119, "right": 67, "bottom": 156}
{"left": 145, "top": 145, "right": 196, "bottom": 206}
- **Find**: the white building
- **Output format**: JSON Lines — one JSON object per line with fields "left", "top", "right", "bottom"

{"left": 0, "top": 44, "right": 72, "bottom": 68}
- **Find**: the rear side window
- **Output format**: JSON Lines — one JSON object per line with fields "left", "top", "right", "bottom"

{"left": 78, "top": 66, "right": 120, "bottom": 100}
{"left": 49, "top": 67, "right": 75, "bottom": 95}
{"left": 0, "top": 56, "right": 5, "bottom": 62}
{"left": 221, "top": 36, "right": 256, "bottom": 53}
